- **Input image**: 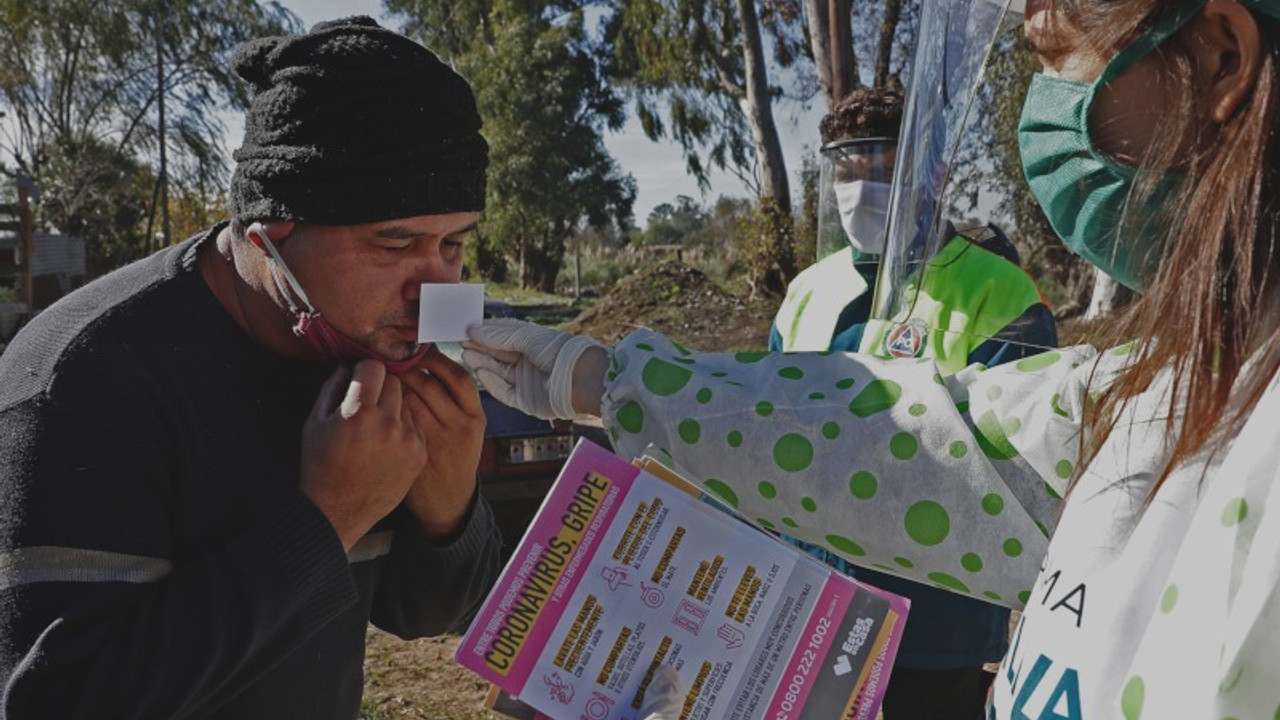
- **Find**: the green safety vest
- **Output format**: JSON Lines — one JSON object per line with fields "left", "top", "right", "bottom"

{"left": 777, "top": 238, "right": 1047, "bottom": 377}
{"left": 774, "top": 246, "right": 870, "bottom": 352}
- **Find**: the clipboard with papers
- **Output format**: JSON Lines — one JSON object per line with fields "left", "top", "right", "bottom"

{"left": 456, "top": 439, "right": 909, "bottom": 720}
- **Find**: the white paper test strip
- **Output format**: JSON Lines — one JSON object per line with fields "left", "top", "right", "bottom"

{"left": 418, "top": 283, "right": 485, "bottom": 343}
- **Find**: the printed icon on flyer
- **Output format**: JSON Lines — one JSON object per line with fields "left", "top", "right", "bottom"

{"left": 672, "top": 599, "right": 709, "bottom": 635}
{"left": 583, "top": 691, "right": 615, "bottom": 719}
{"left": 640, "top": 581, "right": 665, "bottom": 608}
{"left": 832, "top": 654, "right": 853, "bottom": 677}
{"left": 601, "top": 566, "right": 632, "bottom": 591}
{"left": 544, "top": 672, "right": 575, "bottom": 704}
{"left": 717, "top": 624, "right": 745, "bottom": 650}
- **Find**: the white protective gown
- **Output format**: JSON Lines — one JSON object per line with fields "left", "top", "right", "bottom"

{"left": 599, "top": 329, "right": 1280, "bottom": 718}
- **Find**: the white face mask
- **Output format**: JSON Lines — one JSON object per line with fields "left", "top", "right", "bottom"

{"left": 834, "top": 180, "right": 891, "bottom": 255}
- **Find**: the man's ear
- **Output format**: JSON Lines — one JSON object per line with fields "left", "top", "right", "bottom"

{"left": 245, "top": 220, "right": 297, "bottom": 252}
{"left": 1190, "top": 1, "right": 1263, "bottom": 124}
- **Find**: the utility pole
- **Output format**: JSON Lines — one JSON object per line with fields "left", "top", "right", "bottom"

{"left": 17, "top": 181, "right": 32, "bottom": 310}
{"left": 573, "top": 237, "right": 581, "bottom": 300}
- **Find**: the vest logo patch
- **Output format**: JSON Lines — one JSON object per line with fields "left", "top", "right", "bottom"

{"left": 885, "top": 318, "right": 929, "bottom": 359}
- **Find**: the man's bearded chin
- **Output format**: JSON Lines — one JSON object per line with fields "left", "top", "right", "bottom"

{"left": 355, "top": 334, "right": 416, "bottom": 360}
{"left": 362, "top": 309, "right": 421, "bottom": 361}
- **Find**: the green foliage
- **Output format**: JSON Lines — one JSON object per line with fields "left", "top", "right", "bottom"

{"left": 545, "top": 193, "right": 761, "bottom": 296}
{"left": 635, "top": 195, "right": 706, "bottom": 247}
{"left": 0, "top": 0, "right": 300, "bottom": 274}
{"left": 484, "top": 281, "right": 579, "bottom": 306}
{"left": 604, "top": 0, "right": 757, "bottom": 192}
{"left": 167, "top": 183, "right": 228, "bottom": 246}
{"left": 389, "top": 0, "right": 636, "bottom": 292}
{"left": 0, "top": 285, "right": 16, "bottom": 303}
{"left": 602, "top": 0, "right": 800, "bottom": 210}
{"left": 39, "top": 136, "right": 155, "bottom": 274}
{"left": 603, "top": 0, "right": 921, "bottom": 296}
{"left": 555, "top": 252, "right": 638, "bottom": 293}
{"left": 795, "top": 150, "right": 820, "bottom": 270}
{"left": 464, "top": 228, "right": 509, "bottom": 284}
{"left": 739, "top": 196, "right": 797, "bottom": 298}
{"left": 630, "top": 193, "right": 754, "bottom": 254}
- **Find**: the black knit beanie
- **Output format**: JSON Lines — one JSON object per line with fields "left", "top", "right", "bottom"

{"left": 228, "top": 16, "right": 488, "bottom": 225}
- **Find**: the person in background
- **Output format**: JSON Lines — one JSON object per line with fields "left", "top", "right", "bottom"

{"left": 772, "top": 85, "right": 1056, "bottom": 719}
{"left": 462, "top": 0, "right": 1280, "bottom": 715}
{"left": 0, "top": 17, "right": 502, "bottom": 719}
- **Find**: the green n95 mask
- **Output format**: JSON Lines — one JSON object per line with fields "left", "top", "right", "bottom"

{"left": 1016, "top": 4, "right": 1212, "bottom": 291}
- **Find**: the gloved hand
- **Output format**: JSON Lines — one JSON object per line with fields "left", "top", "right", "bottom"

{"left": 638, "top": 665, "right": 685, "bottom": 720}
{"left": 461, "top": 318, "right": 608, "bottom": 421}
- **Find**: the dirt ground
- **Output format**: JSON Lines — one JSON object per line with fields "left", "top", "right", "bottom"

{"left": 564, "top": 261, "right": 779, "bottom": 351}
{"left": 361, "top": 630, "right": 495, "bottom": 720}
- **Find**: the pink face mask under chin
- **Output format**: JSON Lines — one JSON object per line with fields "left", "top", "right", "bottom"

{"left": 292, "top": 310, "right": 431, "bottom": 374}
{"left": 250, "top": 223, "right": 430, "bottom": 374}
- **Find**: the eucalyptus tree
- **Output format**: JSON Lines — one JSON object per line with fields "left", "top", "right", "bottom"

{"left": 0, "top": 0, "right": 299, "bottom": 272}
{"left": 389, "top": 0, "right": 636, "bottom": 291}
{"left": 604, "top": 0, "right": 793, "bottom": 214}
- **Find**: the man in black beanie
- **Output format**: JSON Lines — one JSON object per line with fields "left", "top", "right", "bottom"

{"left": 0, "top": 17, "right": 502, "bottom": 720}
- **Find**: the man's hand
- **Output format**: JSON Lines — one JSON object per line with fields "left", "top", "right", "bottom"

{"left": 396, "top": 345, "right": 486, "bottom": 540}
{"left": 300, "top": 361, "right": 427, "bottom": 551}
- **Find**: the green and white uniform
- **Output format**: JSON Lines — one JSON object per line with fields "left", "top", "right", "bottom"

{"left": 772, "top": 235, "right": 1056, "bottom": 672}
{"left": 599, "top": 335, "right": 1280, "bottom": 718}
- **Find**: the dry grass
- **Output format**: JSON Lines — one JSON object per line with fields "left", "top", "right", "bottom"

{"left": 361, "top": 629, "right": 499, "bottom": 720}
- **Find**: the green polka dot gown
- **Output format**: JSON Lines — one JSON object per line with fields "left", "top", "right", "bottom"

{"left": 600, "top": 329, "right": 1280, "bottom": 718}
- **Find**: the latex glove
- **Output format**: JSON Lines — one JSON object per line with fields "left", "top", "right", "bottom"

{"left": 462, "top": 318, "right": 606, "bottom": 421}
{"left": 638, "top": 665, "right": 685, "bottom": 720}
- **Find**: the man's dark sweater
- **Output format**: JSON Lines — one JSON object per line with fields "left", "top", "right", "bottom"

{"left": 0, "top": 227, "right": 503, "bottom": 719}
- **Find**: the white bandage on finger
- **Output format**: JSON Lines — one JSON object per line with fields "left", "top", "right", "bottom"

{"left": 548, "top": 335, "right": 600, "bottom": 420}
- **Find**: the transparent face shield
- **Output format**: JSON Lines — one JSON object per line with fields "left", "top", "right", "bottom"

{"left": 870, "top": 0, "right": 1046, "bottom": 354}
{"left": 815, "top": 138, "right": 898, "bottom": 263}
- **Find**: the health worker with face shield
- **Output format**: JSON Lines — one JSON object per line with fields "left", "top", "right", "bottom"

{"left": 463, "top": 0, "right": 1280, "bottom": 716}
{"left": 771, "top": 86, "right": 1055, "bottom": 720}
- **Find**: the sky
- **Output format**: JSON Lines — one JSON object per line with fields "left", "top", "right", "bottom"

{"left": 271, "top": 0, "right": 826, "bottom": 229}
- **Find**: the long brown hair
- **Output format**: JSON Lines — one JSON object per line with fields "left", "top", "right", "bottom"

{"left": 1048, "top": 1, "right": 1280, "bottom": 491}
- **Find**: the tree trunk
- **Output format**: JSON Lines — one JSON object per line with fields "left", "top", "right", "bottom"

{"left": 518, "top": 239, "right": 528, "bottom": 289}
{"left": 875, "top": 0, "right": 905, "bottom": 87}
{"left": 1083, "top": 272, "right": 1135, "bottom": 321}
{"left": 735, "top": 0, "right": 791, "bottom": 214}
{"left": 804, "top": 0, "right": 835, "bottom": 109}
{"left": 538, "top": 266, "right": 558, "bottom": 294}
{"left": 829, "top": 0, "right": 854, "bottom": 101}
{"left": 573, "top": 240, "right": 581, "bottom": 299}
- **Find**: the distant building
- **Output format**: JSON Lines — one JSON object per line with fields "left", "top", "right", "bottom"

{"left": 0, "top": 231, "right": 86, "bottom": 339}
